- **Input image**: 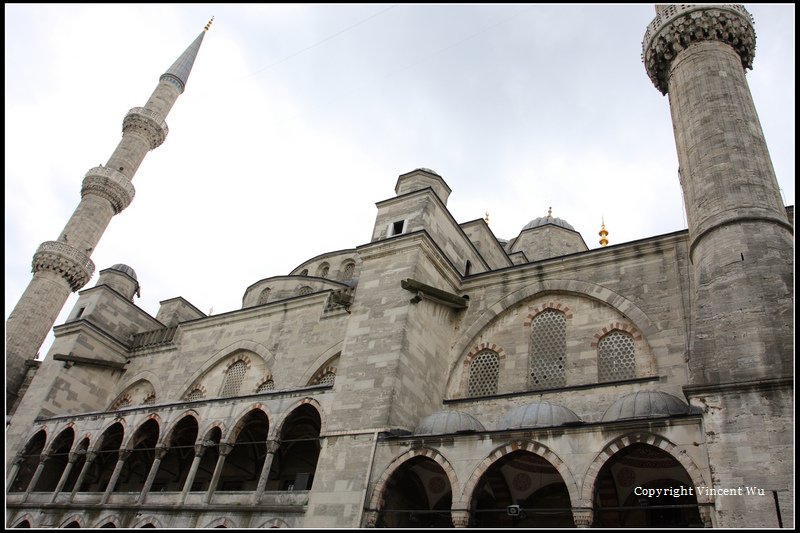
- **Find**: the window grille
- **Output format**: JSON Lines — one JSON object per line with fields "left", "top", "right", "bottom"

{"left": 467, "top": 350, "right": 499, "bottom": 397}
{"left": 256, "top": 379, "right": 275, "bottom": 393}
{"left": 257, "top": 288, "right": 271, "bottom": 305}
{"left": 186, "top": 388, "right": 204, "bottom": 401}
{"left": 141, "top": 393, "right": 156, "bottom": 405}
{"left": 221, "top": 361, "right": 248, "bottom": 397}
{"left": 298, "top": 286, "right": 313, "bottom": 296}
{"left": 317, "top": 372, "right": 335, "bottom": 386}
{"left": 317, "top": 264, "right": 329, "bottom": 278}
{"left": 529, "top": 309, "right": 567, "bottom": 389}
{"left": 597, "top": 331, "right": 636, "bottom": 381}
{"left": 342, "top": 263, "right": 355, "bottom": 281}
{"left": 111, "top": 396, "right": 131, "bottom": 410}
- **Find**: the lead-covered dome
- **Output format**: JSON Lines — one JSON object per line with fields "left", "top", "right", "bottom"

{"left": 601, "top": 391, "right": 692, "bottom": 422}
{"left": 501, "top": 401, "right": 581, "bottom": 430}
{"left": 414, "top": 411, "right": 485, "bottom": 435}
{"left": 522, "top": 215, "right": 575, "bottom": 232}
{"left": 110, "top": 263, "right": 137, "bottom": 280}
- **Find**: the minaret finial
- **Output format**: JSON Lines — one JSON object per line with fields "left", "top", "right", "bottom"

{"left": 205, "top": 16, "right": 214, "bottom": 32}
{"left": 547, "top": 206, "right": 553, "bottom": 218}
{"left": 484, "top": 210, "right": 490, "bottom": 225}
{"left": 599, "top": 216, "right": 609, "bottom": 247}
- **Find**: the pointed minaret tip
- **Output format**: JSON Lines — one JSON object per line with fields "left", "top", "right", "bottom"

{"left": 599, "top": 216, "right": 609, "bottom": 247}
{"left": 160, "top": 26, "right": 209, "bottom": 94}
{"left": 205, "top": 16, "right": 214, "bottom": 32}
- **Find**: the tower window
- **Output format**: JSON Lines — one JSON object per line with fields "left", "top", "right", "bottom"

{"left": 388, "top": 220, "right": 406, "bottom": 237}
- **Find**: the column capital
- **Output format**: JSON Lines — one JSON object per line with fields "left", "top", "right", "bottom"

{"left": 218, "top": 443, "right": 234, "bottom": 456}
{"left": 155, "top": 446, "right": 170, "bottom": 460}
{"left": 451, "top": 509, "right": 471, "bottom": 528}
{"left": 363, "top": 510, "right": 379, "bottom": 528}
{"left": 118, "top": 448, "right": 133, "bottom": 461}
{"left": 572, "top": 507, "right": 594, "bottom": 528}
{"left": 642, "top": 4, "right": 755, "bottom": 94}
{"left": 266, "top": 439, "right": 281, "bottom": 454}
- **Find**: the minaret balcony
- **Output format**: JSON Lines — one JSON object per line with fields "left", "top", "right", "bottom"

{"left": 81, "top": 166, "right": 136, "bottom": 214}
{"left": 122, "top": 107, "right": 169, "bottom": 149}
{"left": 32, "top": 241, "right": 95, "bottom": 291}
{"left": 642, "top": 4, "right": 755, "bottom": 94}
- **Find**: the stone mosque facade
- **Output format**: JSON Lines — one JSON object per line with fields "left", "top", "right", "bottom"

{"left": 5, "top": 5, "right": 793, "bottom": 529}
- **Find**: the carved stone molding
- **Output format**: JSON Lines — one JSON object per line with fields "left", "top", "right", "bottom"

{"left": 572, "top": 508, "right": 594, "bottom": 528}
{"left": 642, "top": 4, "right": 755, "bottom": 94}
{"left": 32, "top": 241, "right": 95, "bottom": 291}
{"left": 122, "top": 107, "right": 169, "bottom": 149}
{"left": 81, "top": 166, "right": 135, "bottom": 214}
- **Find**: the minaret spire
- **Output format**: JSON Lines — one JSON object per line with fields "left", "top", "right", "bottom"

{"left": 5, "top": 26, "right": 209, "bottom": 414}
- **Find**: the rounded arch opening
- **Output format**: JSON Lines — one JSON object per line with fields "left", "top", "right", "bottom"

{"left": 376, "top": 455, "right": 453, "bottom": 528}
{"left": 593, "top": 443, "right": 702, "bottom": 527}
{"left": 34, "top": 427, "right": 75, "bottom": 492}
{"left": 80, "top": 422, "right": 124, "bottom": 492}
{"left": 271, "top": 404, "right": 321, "bottom": 491}
{"left": 10, "top": 430, "right": 47, "bottom": 493}
{"left": 115, "top": 418, "right": 160, "bottom": 493}
{"left": 470, "top": 450, "right": 573, "bottom": 528}
{"left": 218, "top": 409, "right": 269, "bottom": 491}
{"left": 151, "top": 415, "right": 199, "bottom": 492}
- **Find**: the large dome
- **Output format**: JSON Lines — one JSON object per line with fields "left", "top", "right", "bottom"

{"left": 414, "top": 411, "right": 485, "bottom": 435}
{"left": 601, "top": 391, "right": 692, "bottom": 422}
{"left": 110, "top": 263, "right": 137, "bottom": 280}
{"left": 522, "top": 215, "right": 575, "bottom": 232}
{"left": 500, "top": 401, "right": 581, "bottom": 430}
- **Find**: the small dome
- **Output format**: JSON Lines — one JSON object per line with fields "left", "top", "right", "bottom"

{"left": 601, "top": 391, "right": 691, "bottom": 422}
{"left": 110, "top": 263, "right": 137, "bottom": 280}
{"left": 501, "top": 401, "right": 581, "bottom": 430}
{"left": 414, "top": 167, "right": 440, "bottom": 176}
{"left": 414, "top": 411, "right": 485, "bottom": 435}
{"left": 522, "top": 216, "right": 575, "bottom": 232}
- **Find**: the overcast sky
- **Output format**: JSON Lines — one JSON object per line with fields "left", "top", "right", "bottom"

{"left": 5, "top": 4, "right": 795, "bottom": 360}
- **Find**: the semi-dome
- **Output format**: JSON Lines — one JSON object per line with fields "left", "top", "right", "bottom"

{"left": 501, "top": 401, "right": 581, "bottom": 430}
{"left": 601, "top": 391, "right": 692, "bottom": 422}
{"left": 109, "top": 263, "right": 137, "bottom": 280}
{"left": 522, "top": 215, "right": 575, "bottom": 232}
{"left": 414, "top": 411, "right": 485, "bottom": 435}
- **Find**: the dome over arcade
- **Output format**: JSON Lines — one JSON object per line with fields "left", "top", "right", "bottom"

{"left": 601, "top": 391, "right": 692, "bottom": 422}
{"left": 500, "top": 401, "right": 581, "bottom": 430}
{"left": 414, "top": 410, "right": 485, "bottom": 435}
{"left": 109, "top": 263, "right": 137, "bottom": 280}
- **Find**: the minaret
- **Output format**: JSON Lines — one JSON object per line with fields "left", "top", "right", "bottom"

{"left": 643, "top": 5, "right": 793, "bottom": 385}
{"left": 5, "top": 20, "right": 212, "bottom": 413}
{"left": 643, "top": 6, "right": 793, "bottom": 527}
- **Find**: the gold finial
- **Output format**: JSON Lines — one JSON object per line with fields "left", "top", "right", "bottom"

{"left": 599, "top": 216, "right": 609, "bottom": 247}
{"left": 484, "top": 210, "right": 490, "bottom": 225}
{"left": 547, "top": 206, "right": 553, "bottom": 218}
{"left": 204, "top": 16, "right": 214, "bottom": 32}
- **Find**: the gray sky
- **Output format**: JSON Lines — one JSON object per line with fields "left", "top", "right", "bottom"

{"left": 5, "top": 4, "right": 795, "bottom": 359}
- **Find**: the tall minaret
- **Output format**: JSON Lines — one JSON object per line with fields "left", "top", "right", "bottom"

{"left": 643, "top": 4, "right": 793, "bottom": 385}
{"left": 5, "top": 20, "right": 212, "bottom": 413}
{"left": 643, "top": 6, "right": 793, "bottom": 526}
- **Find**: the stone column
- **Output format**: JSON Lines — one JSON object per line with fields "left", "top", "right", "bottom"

{"left": 6, "top": 454, "right": 24, "bottom": 492}
{"left": 363, "top": 510, "right": 379, "bottom": 528}
{"left": 251, "top": 439, "right": 280, "bottom": 504}
{"left": 572, "top": 508, "right": 594, "bottom": 528}
{"left": 699, "top": 505, "right": 715, "bottom": 528}
{"left": 68, "top": 451, "right": 96, "bottom": 502}
{"left": 179, "top": 442, "right": 209, "bottom": 504}
{"left": 49, "top": 452, "right": 79, "bottom": 503}
{"left": 101, "top": 449, "right": 132, "bottom": 504}
{"left": 204, "top": 443, "right": 233, "bottom": 504}
{"left": 136, "top": 446, "right": 169, "bottom": 504}
{"left": 21, "top": 453, "right": 50, "bottom": 502}
{"left": 451, "top": 509, "right": 471, "bottom": 528}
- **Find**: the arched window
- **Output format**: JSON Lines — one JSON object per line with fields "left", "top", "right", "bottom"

{"left": 141, "top": 393, "right": 156, "bottom": 406}
{"left": 297, "top": 286, "right": 313, "bottom": 296}
{"left": 299, "top": 269, "right": 308, "bottom": 276}
{"left": 316, "top": 372, "right": 335, "bottom": 386}
{"left": 597, "top": 330, "right": 636, "bottom": 381}
{"left": 341, "top": 262, "right": 355, "bottom": 281}
{"left": 186, "top": 387, "right": 205, "bottom": 401}
{"left": 110, "top": 395, "right": 132, "bottom": 411}
{"left": 316, "top": 263, "right": 330, "bottom": 278}
{"left": 528, "top": 309, "right": 567, "bottom": 389}
{"left": 220, "top": 361, "right": 248, "bottom": 397}
{"left": 256, "top": 379, "right": 275, "bottom": 393}
{"left": 467, "top": 350, "right": 499, "bottom": 397}
{"left": 257, "top": 288, "right": 271, "bottom": 305}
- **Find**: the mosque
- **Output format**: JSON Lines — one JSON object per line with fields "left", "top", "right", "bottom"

{"left": 5, "top": 5, "right": 793, "bottom": 528}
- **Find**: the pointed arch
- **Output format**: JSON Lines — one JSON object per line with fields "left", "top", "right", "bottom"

{"left": 132, "top": 516, "right": 164, "bottom": 528}
{"left": 368, "top": 447, "right": 459, "bottom": 512}
{"left": 203, "top": 517, "right": 236, "bottom": 528}
{"left": 450, "top": 280, "right": 661, "bottom": 385}
{"left": 456, "top": 440, "right": 579, "bottom": 511}
{"left": 579, "top": 431, "right": 712, "bottom": 508}
{"left": 58, "top": 514, "right": 85, "bottom": 528}
{"left": 299, "top": 342, "right": 343, "bottom": 386}
{"left": 111, "top": 371, "right": 163, "bottom": 406}
{"left": 9, "top": 428, "right": 47, "bottom": 493}
{"left": 10, "top": 513, "right": 36, "bottom": 528}
{"left": 93, "top": 515, "right": 121, "bottom": 528}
